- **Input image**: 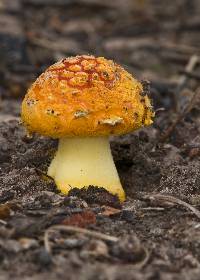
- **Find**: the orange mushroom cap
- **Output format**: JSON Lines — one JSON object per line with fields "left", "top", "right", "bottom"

{"left": 21, "top": 55, "right": 154, "bottom": 138}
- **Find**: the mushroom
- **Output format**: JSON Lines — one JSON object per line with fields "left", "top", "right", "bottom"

{"left": 21, "top": 55, "right": 154, "bottom": 201}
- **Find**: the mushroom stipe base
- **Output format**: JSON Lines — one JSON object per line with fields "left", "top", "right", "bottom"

{"left": 48, "top": 137, "right": 125, "bottom": 201}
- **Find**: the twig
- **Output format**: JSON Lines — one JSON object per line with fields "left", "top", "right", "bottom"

{"left": 0, "top": 219, "right": 7, "bottom": 225}
{"left": 140, "top": 193, "right": 200, "bottom": 220}
{"left": 175, "top": 55, "right": 199, "bottom": 96}
{"left": 44, "top": 224, "right": 150, "bottom": 268}
{"left": 133, "top": 247, "right": 150, "bottom": 269}
{"left": 155, "top": 107, "right": 165, "bottom": 114}
{"left": 141, "top": 207, "right": 165, "bottom": 211}
{"left": 160, "top": 86, "right": 200, "bottom": 142}
{"left": 44, "top": 225, "right": 118, "bottom": 254}
{"left": 179, "top": 70, "right": 200, "bottom": 81}
{"left": 182, "top": 143, "right": 200, "bottom": 149}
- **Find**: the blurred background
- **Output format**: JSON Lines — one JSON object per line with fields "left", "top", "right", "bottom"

{"left": 0, "top": 0, "right": 200, "bottom": 113}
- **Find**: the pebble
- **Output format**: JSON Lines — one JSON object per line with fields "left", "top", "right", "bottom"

{"left": 110, "top": 235, "right": 145, "bottom": 262}
{"left": 63, "top": 238, "right": 86, "bottom": 249}
{"left": 80, "top": 240, "right": 109, "bottom": 259}
{"left": 35, "top": 248, "right": 52, "bottom": 267}
{"left": 121, "top": 210, "right": 136, "bottom": 223}
{"left": 0, "top": 239, "right": 21, "bottom": 253}
{"left": 19, "top": 238, "right": 39, "bottom": 250}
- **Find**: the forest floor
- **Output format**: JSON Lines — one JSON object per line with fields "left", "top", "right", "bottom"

{"left": 1, "top": 0, "right": 200, "bottom": 279}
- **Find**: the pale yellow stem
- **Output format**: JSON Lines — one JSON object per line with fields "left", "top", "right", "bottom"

{"left": 48, "top": 137, "right": 125, "bottom": 201}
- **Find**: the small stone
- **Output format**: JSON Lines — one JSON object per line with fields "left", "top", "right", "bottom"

{"left": 121, "top": 210, "right": 136, "bottom": 223}
{"left": 62, "top": 210, "right": 96, "bottom": 228}
{"left": 63, "top": 238, "right": 86, "bottom": 249}
{"left": 63, "top": 196, "right": 88, "bottom": 209}
{"left": 19, "top": 238, "right": 39, "bottom": 250}
{"left": 1, "top": 240, "right": 22, "bottom": 253}
{"left": 0, "top": 204, "right": 12, "bottom": 219}
{"left": 80, "top": 240, "right": 108, "bottom": 259}
{"left": 110, "top": 235, "right": 145, "bottom": 263}
{"left": 35, "top": 248, "right": 52, "bottom": 267}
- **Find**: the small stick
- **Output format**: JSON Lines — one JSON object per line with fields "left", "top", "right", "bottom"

{"left": 44, "top": 225, "right": 118, "bottom": 254}
{"left": 44, "top": 224, "right": 150, "bottom": 268}
{"left": 175, "top": 55, "right": 199, "bottom": 95}
{"left": 179, "top": 70, "right": 200, "bottom": 81}
{"left": 160, "top": 86, "right": 200, "bottom": 142}
{"left": 155, "top": 107, "right": 165, "bottom": 114}
{"left": 141, "top": 207, "right": 165, "bottom": 211}
{"left": 182, "top": 143, "right": 200, "bottom": 149}
{"left": 0, "top": 219, "right": 7, "bottom": 225}
{"left": 141, "top": 193, "right": 200, "bottom": 220}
